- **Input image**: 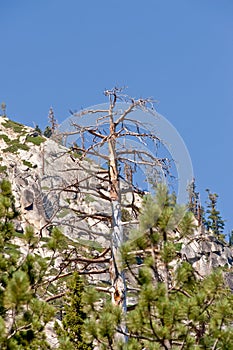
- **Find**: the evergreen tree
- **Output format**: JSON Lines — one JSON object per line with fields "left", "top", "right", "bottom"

{"left": 43, "top": 126, "right": 52, "bottom": 138}
{"left": 83, "top": 184, "right": 233, "bottom": 349}
{"left": 56, "top": 272, "right": 92, "bottom": 350}
{"left": 34, "top": 124, "right": 42, "bottom": 135}
{"left": 205, "top": 189, "right": 225, "bottom": 237}
{"left": 229, "top": 229, "right": 233, "bottom": 246}
{"left": 0, "top": 180, "right": 55, "bottom": 349}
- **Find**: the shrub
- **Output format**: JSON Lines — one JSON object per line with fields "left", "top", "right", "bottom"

{"left": 2, "top": 119, "right": 26, "bottom": 134}
{"left": 26, "top": 135, "right": 46, "bottom": 146}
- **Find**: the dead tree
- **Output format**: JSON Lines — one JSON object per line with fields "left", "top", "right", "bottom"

{"left": 59, "top": 87, "right": 171, "bottom": 328}
{"left": 187, "top": 179, "right": 204, "bottom": 226}
{"left": 48, "top": 107, "right": 58, "bottom": 135}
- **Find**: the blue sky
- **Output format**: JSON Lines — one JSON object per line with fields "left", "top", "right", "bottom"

{"left": 1, "top": 1, "right": 233, "bottom": 233}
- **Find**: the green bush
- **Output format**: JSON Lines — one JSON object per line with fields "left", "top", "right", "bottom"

{"left": 0, "top": 134, "right": 11, "bottom": 144}
{"left": 22, "top": 160, "right": 34, "bottom": 168}
{"left": 26, "top": 135, "right": 46, "bottom": 145}
{"left": 2, "top": 119, "right": 26, "bottom": 134}
{"left": 3, "top": 141, "right": 29, "bottom": 153}
{"left": 0, "top": 165, "right": 7, "bottom": 173}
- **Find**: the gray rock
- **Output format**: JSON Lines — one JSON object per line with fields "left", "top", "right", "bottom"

{"left": 22, "top": 189, "right": 34, "bottom": 209}
{"left": 225, "top": 273, "right": 233, "bottom": 292}
{"left": 14, "top": 221, "right": 24, "bottom": 233}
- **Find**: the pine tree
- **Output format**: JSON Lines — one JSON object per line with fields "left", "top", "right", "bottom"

{"left": 56, "top": 273, "right": 92, "bottom": 350}
{"left": 0, "top": 180, "right": 55, "bottom": 349}
{"left": 205, "top": 189, "right": 225, "bottom": 237}
{"left": 83, "top": 184, "right": 233, "bottom": 349}
{"left": 229, "top": 230, "right": 233, "bottom": 246}
{"left": 43, "top": 126, "right": 52, "bottom": 138}
{"left": 34, "top": 124, "right": 42, "bottom": 135}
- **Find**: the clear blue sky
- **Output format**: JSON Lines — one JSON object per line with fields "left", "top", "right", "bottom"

{"left": 1, "top": 1, "right": 233, "bottom": 233}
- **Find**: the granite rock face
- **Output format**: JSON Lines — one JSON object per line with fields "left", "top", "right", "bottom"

{"left": 0, "top": 117, "right": 131, "bottom": 248}
{"left": 181, "top": 233, "right": 233, "bottom": 280}
{"left": 0, "top": 116, "right": 233, "bottom": 278}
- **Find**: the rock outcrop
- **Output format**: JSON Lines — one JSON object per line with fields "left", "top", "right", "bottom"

{"left": 0, "top": 115, "right": 233, "bottom": 280}
{"left": 0, "top": 116, "right": 141, "bottom": 254}
{"left": 181, "top": 233, "right": 233, "bottom": 279}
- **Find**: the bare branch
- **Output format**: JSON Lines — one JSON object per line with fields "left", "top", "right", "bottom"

{"left": 45, "top": 292, "right": 66, "bottom": 302}
{"left": 68, "top": 256, "right": 111, "bottom": 264}
{"left": 74, "top": 109, "right": 109, "bottom": 117}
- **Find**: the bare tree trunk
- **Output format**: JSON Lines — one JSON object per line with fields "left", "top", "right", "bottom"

{"left": 108, "top": 107, "right": 127, "bottom": 339}
{"left": 110, "top": 200, "right": 126, "bottom": 311}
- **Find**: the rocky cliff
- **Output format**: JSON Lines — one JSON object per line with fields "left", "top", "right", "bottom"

{"left": 0, "top": 116, "right": 115, "bottom": 247}
{"left": 0, "top": 115, "right": 233, "bottom": 283}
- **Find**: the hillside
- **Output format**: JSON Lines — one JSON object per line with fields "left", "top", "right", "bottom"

{"left": 0, "top": 115, "right": 233, "bottom": 348}
{"left": 0, "top": 116, "right": 232, "bottom": 273}
{"left": 0, "top": 116, "right": 117, "bottom": 246}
